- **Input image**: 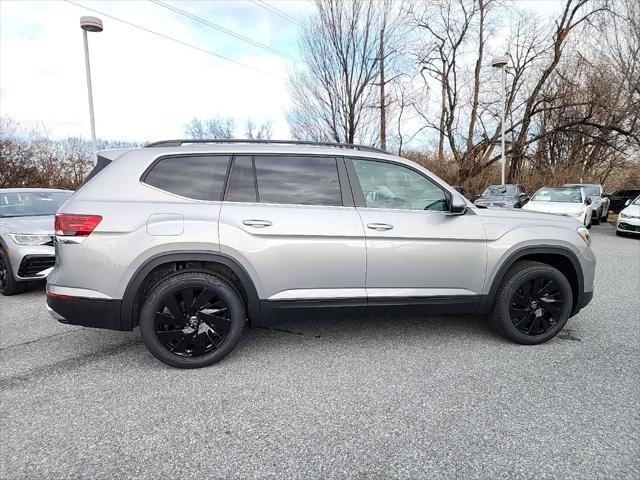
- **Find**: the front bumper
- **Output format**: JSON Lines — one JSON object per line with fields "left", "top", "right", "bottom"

{"left": 7, "top": 243, "right": 55, "bottom": 281}
{"left": 617, "top": 217, "right": 640, "bottom": 234}
{"left": 46, "top": 293, "right": 123, "bottom": 330}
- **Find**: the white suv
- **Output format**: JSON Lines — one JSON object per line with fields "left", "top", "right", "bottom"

{"left": 46, "top": 140, "right": 595, "bottom": 368}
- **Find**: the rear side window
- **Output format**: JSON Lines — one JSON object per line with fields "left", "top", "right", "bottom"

{"left": 254, "top": 156, "right": 342, "bottom": 206}
{"left": 144, "top": 155, "right": 230, "bottom": 201}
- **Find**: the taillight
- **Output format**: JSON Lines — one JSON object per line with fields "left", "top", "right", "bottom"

{"left": 55, "top": 214, "right": 102, "bottom": 236}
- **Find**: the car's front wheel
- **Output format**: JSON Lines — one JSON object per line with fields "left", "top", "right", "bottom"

{"left": 139, "top": 271, "right": 245, "bottom": 368}
{"left": 0, "top": 249, "right": 25, "bottom": 296}
{"left": 592, "top": 210, "right": 601, "bottom": 225}
{"left": 490, "top": 261, "right": 573, "bottom": 345}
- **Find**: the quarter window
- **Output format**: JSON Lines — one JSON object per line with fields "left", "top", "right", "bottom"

{"left": 144, "top": 155, "right": 230, "bottom": 201}
{"left": 352, "top": 159, "right": 448, "bottom": 211}
{"left": 254, "top": 156, "right": 342, "bottom": 206}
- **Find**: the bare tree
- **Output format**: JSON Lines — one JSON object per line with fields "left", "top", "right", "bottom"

{"left": 245, "top": 119, "right": 273, "bottom": 139}
{"left": 287, "top": 0, "right": 390, "bottom": 144}
{"left": 185, "top": 116, "right": 235, "bottom": 139}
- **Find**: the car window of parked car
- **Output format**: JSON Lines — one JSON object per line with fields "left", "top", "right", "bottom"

{"left": 254, "top": 156, "right": 342, "bottom": 206}
{"left": 532, "top": 188, "right": 582, "bottom": 203}
{"left": 482, "top": 185, "right": 517, "bottom": 196}
{"left": 225, "top": 156, "right": 257, "bottom": 203}
{"left": 144, "top": 155, "right": 230, "bottom": 201}
{"left": 352, "top": 159, "right": 448, "bottom": 211}
{"left": 0, "top": 191, "right": 72, "bottom": 217}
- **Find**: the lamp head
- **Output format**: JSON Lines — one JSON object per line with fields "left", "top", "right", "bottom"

{"left": 80, "top": 16, "right": 103, "bottom": 33}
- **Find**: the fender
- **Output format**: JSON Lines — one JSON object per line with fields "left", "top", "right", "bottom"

{"left": 478, "top": 245, "right": 585, "bottom": 316}
{"left": 120, "top": 251, "right": 261, "bottom": 330}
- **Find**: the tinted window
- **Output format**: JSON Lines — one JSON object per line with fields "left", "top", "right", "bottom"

{"left": 254, "top": 156, "right": 342, "bottom": 206}
{"left": 226, "top": 156, "right": 257, "bottom": 202}
{"left": 144, "top": 156, "right": 230, "bottom": 201}
{"left": 352, "top": 159, "right": 448, "bottom": 211}
{"left": 0, "top": 191, "right": 72, "bottom": 217}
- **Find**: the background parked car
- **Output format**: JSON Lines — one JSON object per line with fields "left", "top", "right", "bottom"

{"left": 474, "top": 184, "right": 529, "bottom": 208}
{"left": 0, "top": 188, "right": 73, "bottom": 295}
{"left": 453, "top": 186, "right": 475, "bottom": 202}
{"left": 616, "top": 195, "right": 640, "bottom": 236}
{"left": 522, "top": 186, "right": 593, "bottom": 227}
{"left": 563, "top": 183, "right": 609, "bottom": 225}
{"left": 608, "top": 188, "right": 640, "bottom": 213}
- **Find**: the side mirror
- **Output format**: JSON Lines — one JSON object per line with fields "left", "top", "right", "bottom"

{"left": 585, "top": 198, "right": 592, "bottom": 205}
{"left": 625, "top": 199, "right": 631, "bottom": 206}
{"left": 449, "top": 195, "right": 467, "bottom": 215}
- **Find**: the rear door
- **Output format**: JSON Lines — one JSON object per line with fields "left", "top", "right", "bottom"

{"left": 219, "top": 155, "right": 366, "bottom": 303}
{"left": 346, "top": 157, "right": 487, "bottom": 310}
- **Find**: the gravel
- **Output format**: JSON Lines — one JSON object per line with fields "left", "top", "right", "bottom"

{"left": 1, "top": 224, "right": 638, "bottom": 479}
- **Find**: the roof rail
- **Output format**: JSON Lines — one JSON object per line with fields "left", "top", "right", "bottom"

{"left": 144, "top": 139, "right": 388, "bottom": 154}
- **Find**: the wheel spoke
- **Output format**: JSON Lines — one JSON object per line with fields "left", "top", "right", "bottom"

{"left": 531, "top": 277, "right": 543, "bottom": 296}
{"left": 164, "top": 294, "right": 185, "bottom": 323}
{"left": 521, "top": 280, "right": 533, "bottom": 302}
{"left": 171, "top": 331, "right": 196, "bottom": 354}
{"left": 181, "top": 288, "right": 195, "bottom": 315}
{"left": 509, "top": 306, "right": 528, "bottom": 318}
{"left": 527, "top": 314, "right": 542, "bottom": 335}
{"left": 537, "top": 280, "right": 557, "bottom": 297}
{"left": 192, "top": 289, "right": 216, "bottom": 312}
{"left": 157, "top": 329, "right": 186, "bottom": 343}
{"left": 155, "top": 311, "right": 186, "bottom": 326}
{"left": 540, "top": 298, "right": 562, "bottom": 319}
{"left": 193, "top": 331, "right": 208, "bottom": 356}
{"left": 200, "top": 311, "right": 230, "bottom": 333}
{"left": 512, "top": 293, "right": 528, "bottom": 307}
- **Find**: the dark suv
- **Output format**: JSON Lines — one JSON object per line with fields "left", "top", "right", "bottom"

{"left": 609, "top": 189, "right": 640, "bottom": 213}
{"left": 474, "top": 184, "right": 529, "bottom": 208}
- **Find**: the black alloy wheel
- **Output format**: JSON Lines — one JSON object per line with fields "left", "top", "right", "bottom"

{"left": 140, "top": 271, "right": 245, "bottom": 368}
{"left": 508, "top": 276, "right": 565, "bottom": 336}
{"left": 154, "top": 286, "right": 231, "bottom": 357}
{"left": 490, "top": 260, "right": 573, "bottom": 345}
{"left": 0, "top": 249, "right": 24, "bottom": 296}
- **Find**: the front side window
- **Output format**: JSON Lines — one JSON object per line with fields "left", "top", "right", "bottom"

{"left": 352, "top": 159, "right": 448, "bottom": 211}
{"left": 254, "top": 156, "right": 342, "bottom": 206}
{"left": 144, "top": 155, "right": 230, "bottom": 201}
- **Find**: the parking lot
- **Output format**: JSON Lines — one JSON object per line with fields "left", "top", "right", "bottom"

{"left": 1, "top": 224, "right": 638, "bottom": 479}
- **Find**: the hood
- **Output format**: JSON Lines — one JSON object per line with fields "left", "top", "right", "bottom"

{"left": 0, "top": 215, "right": 55, "bottom": 234}
{"left": 620, "top": 204, "right": 640, "bottom": 217}
{"left": 522, "top": 202, "right": 585, "bottom": 215}
{"left": 474, "top": 205, "right": 582, "bottom": 232}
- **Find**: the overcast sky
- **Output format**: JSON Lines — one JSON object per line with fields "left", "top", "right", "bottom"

{"left": 1, "top": 0, "right": 562, "bottom": 144}
{"left": 0, "top": 0, "right": 314, "bottom": 142}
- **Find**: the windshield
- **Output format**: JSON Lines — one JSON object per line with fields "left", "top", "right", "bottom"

{"left": 532, "top": 188, "right": 582, "bottom": 203}
{"left": 0, "top": 191, "right": 72, "bottom": 217}
{"left": 566, "top": 184, "right": 600, "bottom": 196}
{"left": 481, "top": 185, "right": 517, "bottom": 197}
{"left": 633, "top": 196, "right": 640, "bottom": 206}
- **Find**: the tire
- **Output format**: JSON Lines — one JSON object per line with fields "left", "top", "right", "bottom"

{"left": 139, "top": 271, "right": 245, "bottom": 368}
{"left": 489, "top": 261, "right": 573, "bottom": 345}
{"left": 0, "top": 249, "right": 25, "bottom": 296}
{"left": 601, "top": 208, "right": 608, "bottom": 222}
{"left": 616, "top": 230, "right": 624, "bottom": 237}
{"left": 592, "top": 210, "right": 601, "bottom": 225}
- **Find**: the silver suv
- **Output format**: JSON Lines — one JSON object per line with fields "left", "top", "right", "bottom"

{"left": 46, "top": 140, "right": 595, "bottom": 368}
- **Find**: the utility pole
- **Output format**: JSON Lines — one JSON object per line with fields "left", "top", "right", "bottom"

{"left": 379, "top": 27, "right": 386, "bottom": 151}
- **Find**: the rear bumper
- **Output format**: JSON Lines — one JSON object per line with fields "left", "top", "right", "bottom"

{"left": 46, "top": 294, "right": 123, "bottom": 331}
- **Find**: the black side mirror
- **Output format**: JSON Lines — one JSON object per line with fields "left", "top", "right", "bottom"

{"left": 449, "top": 195, "right": 468, "bottom": 215}
{"left": 585, "top": 198, "right": 592, "bottom": 205}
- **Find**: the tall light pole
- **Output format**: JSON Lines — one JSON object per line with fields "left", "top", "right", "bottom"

{"left": 80, "top": 16, "right": 103, "bottom": 157}
{"left": 491, "top": 55, "right": 508, "bottom": 185}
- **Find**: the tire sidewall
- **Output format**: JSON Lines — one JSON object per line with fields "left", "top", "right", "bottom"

{"left": 496, "top": 264, "right": 573, "bottom": 345}
{"left": 139, "top": 272, "right": 245, "bottom": 368}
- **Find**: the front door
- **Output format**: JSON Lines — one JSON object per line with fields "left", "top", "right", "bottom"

{"left": 347, "top": 158, "right": 487, "bottom": 309}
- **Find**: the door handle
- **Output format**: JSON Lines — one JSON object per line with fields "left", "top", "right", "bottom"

{"left": 242, "top": 219, "right": 273, "bottom": 228}
{"left": 367, "top": 223, "right": 393, "bottom": 231}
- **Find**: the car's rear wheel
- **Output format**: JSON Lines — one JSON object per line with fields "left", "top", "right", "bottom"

{"left": 139, "top": 271, "right": 245, "bottom": 368}
{"left": 490, "top": 261, "right": 573, "bottom": 345}
{"left": 0, "top": 249, "right": 25, "bottom": 296}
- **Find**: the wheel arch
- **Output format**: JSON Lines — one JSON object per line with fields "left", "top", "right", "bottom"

{"left": 120, "top": 251, "right": 261, "bottom": 330}
{"left": 480, "top": 246, "right": 584, "bottom": 317}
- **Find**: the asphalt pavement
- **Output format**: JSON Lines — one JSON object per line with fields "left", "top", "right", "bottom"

{"left": 1, "top": 224, "right": 639, "bottom": 479}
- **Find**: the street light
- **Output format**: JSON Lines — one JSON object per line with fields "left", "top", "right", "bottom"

{"left": 491, "top": 55, "right": 508, "bottom": 185}
{"left": 80, "top": 16, "right": 103, "bottom": 158}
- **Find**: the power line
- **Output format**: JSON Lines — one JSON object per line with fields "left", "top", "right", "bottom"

{"left": 63, "top": 0, "right": 286, "bottom": 80}
{"left": 150, "top": 0, "right": 303, "bottom": 65}
{"left": 250, "top": 0, "right": 303, "bottom": 26}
